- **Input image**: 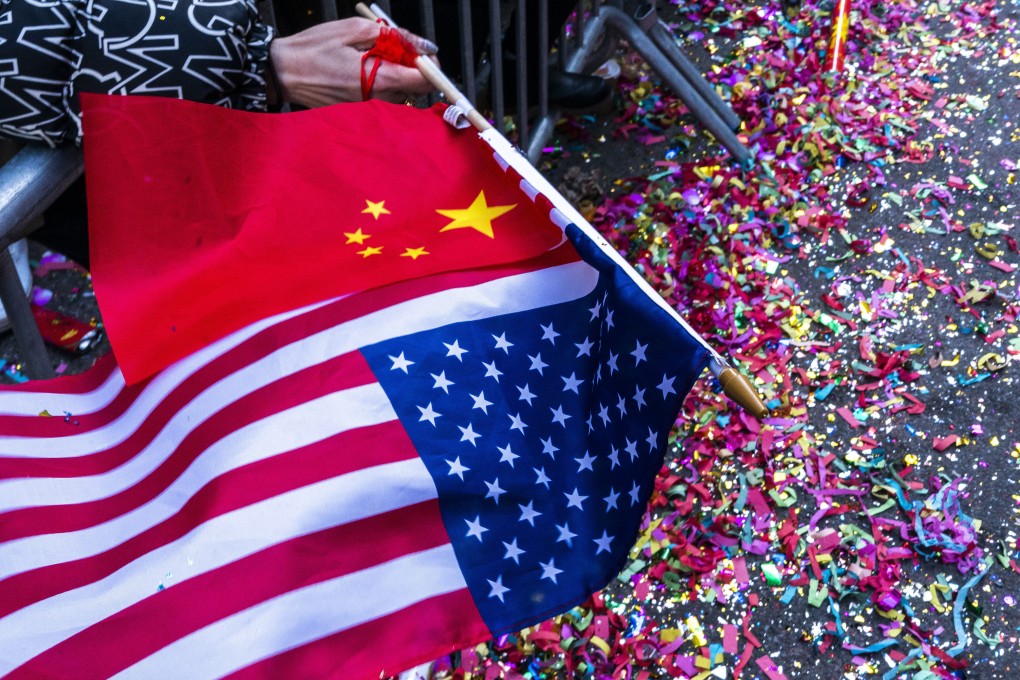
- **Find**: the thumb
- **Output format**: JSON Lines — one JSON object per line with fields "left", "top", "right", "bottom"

{"left": 398, "top": 28, "right": 439, "bottom": 56}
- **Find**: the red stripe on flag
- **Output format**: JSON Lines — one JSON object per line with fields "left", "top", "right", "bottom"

{"left": 0, "top": 353, "right": 118, "bottom": 396}
{"left": 9, "top": 500, "right": 468, "bottom": 679}
{"left": 0, "top": 350, "right": 378, "bottom": 542}
{"left": 227, "top": 590, "right": 490, "bottom": 680}
{"left": 0, "top": 379, "right": 143, "bottom": 439}
{"left": 0, "top": 419, "right": 421, "bottom": 620}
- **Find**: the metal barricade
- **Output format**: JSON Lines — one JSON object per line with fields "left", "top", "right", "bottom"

{"left": 266, "top": 1, "right": 749, "bottom": 165}
{"left": 552, "top": 1, "right": 750, "bottom": 166}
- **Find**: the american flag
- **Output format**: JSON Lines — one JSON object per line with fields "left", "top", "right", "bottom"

{"left": 0, "top": 221, "right": 708, "bottom": 677}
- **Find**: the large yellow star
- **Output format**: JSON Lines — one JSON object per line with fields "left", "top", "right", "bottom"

{"left": 436, "top": 191, "right": 516, "bottom": 239}
{"left": 401, "top": 246, "right": 430, "bottom": 260}
{"left": 362, "top": 200, "right": 391, "bottom": 220}
{"left": 344, "top": 228, "right": 371, "bottom": 245}
{"left": 357, "top": 246, "right": 383, "bottom": 258}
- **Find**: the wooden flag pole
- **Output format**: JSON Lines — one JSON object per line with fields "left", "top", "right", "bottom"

{"left": 354, "top": 3, "right": 768, "bottom": 420}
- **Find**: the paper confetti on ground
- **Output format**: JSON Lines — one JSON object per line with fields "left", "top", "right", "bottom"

{"left": 403, "top": 0, "right": 1019, "bottom": 677}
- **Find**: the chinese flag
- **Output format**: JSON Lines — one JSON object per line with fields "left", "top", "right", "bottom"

{"left": 81, "top": 94, "right": 562, "bottom": 384}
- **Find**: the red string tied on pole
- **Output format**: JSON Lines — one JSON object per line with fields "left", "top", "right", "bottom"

{"left": 360, "top": 25, "right": 420, "bottom": 101}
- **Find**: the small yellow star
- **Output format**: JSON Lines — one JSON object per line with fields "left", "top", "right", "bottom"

{"left": 401, "top": 246, "right": 430, "bottom": 260}
{"left": 357, "top": 246, "right": 383, "bottom": 258}
{"left": 362, "top": 200, "right": 391, "bottom": 220}
{"left": 344, "top": 228, "right": 371, "bottom": 245}
{"left": 437, "top": 191, "right": 516, "bottom": 239}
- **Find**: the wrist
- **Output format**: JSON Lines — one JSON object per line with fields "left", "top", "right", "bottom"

{"left": 267, "top": 38, "right": 296, "bottom": 106}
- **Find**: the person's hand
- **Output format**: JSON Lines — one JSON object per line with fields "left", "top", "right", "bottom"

{"left": 268, "top": 17, "right": 438, "bottom": 108}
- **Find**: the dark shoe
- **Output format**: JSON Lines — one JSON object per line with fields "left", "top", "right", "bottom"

{"left": 546, "top": 67, "right": 612, "bottom": 110}
{"left": 502, "top": 54, "right": 613, "bottom": 112}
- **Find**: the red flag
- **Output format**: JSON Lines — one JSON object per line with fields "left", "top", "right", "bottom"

{"left": 82, "top": 94, "right": 562, "bottom": 384}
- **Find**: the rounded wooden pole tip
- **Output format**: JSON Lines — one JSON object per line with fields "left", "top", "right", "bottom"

{"left": 718, "top": 367, "right": 769, "bottom": 420}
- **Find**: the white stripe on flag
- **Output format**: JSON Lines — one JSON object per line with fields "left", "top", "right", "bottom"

{"left": 0, "top": 457, "right": 438, "bottom": 674}
{"left": 0, "top": 259, "right": 596, "bottom": 459}
{"left": 0, "top": 382, "right": 396, "bottom": 580}
{"left": 111, "top": 545, "right": 466, "bottom": 680}
{"left": 0, "top": 368, "right": 125, "bottom": 417}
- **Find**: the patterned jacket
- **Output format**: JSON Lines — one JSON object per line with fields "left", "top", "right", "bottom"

{"left": 0, "top": 0, "right": 272, "bottom": 146}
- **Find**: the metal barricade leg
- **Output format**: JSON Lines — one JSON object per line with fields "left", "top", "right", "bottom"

{"left": 0, "top": 246, "right": 52, "bottom": 379}
{"left": 513, "top": 0, "right": 530, "bottom": 150}
{"left": 489, "top": 0, "right": 506, "bottom": 125}
{"left": 319, "top": 0, "right": 339, "bottom": 20}
{"left": 602, "top": 5, "right": 750, "bottom": 166}
{"left": 531, "top": 3, "right": 751, "bottom": 167}
{"left": 457, "top": 0, "right": 477, "bottom": 101}
{"left": 0, "top": 145, "right": 84, "bottom": 380}
{"left": 644, "top": 17, "right": 742, "bottom": 132}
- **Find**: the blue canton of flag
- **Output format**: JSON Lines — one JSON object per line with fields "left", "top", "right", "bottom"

{"left": 362, "top": 226, "right": 709, "bottom": 634}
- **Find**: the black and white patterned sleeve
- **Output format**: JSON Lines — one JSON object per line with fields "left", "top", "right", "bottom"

{"left": 0, "top": 0, "right": 274, "bottom": 146}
